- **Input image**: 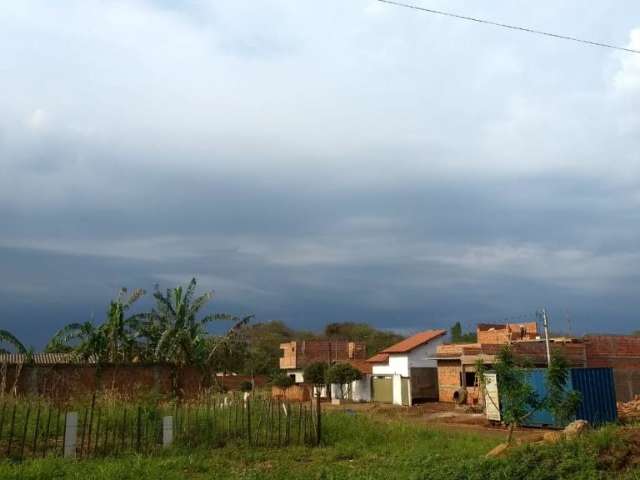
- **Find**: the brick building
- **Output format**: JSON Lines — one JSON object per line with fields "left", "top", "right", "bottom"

{"left": 435, "top": 323, "right": 586, "bottom": 405}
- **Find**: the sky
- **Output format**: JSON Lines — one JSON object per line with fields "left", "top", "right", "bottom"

{"left": 1, "top": 0, "right": 640, "bottom": 348}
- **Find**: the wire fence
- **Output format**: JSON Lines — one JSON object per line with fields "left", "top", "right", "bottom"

{"left": 0, "top": 392, "right": 320, "bottom": 460}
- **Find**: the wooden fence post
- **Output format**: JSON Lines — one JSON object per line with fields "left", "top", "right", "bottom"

{"left": 162, "top": 416, "right": 173, "bottom": 448}
{"left": 64, "top": 412, "right": 78, "bottom": 459}
{"left": 315, "top": 390, "right": 321, "bottom": 446}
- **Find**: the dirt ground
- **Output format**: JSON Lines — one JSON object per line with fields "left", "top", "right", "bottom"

{"left": 324, "top": 401, "right": 552, "bottom": 440}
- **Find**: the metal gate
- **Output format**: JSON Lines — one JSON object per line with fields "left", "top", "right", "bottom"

{"left": 372, "top": 376, "right": 393, "bottom": 403}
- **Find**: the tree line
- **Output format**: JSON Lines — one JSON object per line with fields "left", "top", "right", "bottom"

{"left": 0, "top": 279, "right": 406, "bottom": 380}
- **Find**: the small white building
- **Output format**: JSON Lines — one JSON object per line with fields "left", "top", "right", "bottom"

{"left": 367, "top": 329, "right": 446, "bottom": 406}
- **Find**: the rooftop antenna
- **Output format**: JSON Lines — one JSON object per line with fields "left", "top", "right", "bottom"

{"left": 565, "top": 309, "right": 572, "bottom": 338}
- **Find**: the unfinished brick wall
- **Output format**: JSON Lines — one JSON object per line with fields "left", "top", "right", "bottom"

{"left": 512, "top": 341, "right": 586, "bottom": 367}
{"left": 584, "top": 336, "right": 640, "bottom": 369}
{"left": 280, "top": 340, "right": 367, "bottom": 369}
{"left": 584, "top": 336, "right": 640, "bottom": 401}
{"left": 476, "top": 322, "right": 538, "bottom": 344}
{"left": 0, "top": 364, "right": 267, "bottom": 402}
{"left": 437, "top": 360, "right": 462, "bottom": 402}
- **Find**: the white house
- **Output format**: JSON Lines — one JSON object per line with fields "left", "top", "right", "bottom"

{"left": 367, "top": 329, "right": 447, "bottom": 406}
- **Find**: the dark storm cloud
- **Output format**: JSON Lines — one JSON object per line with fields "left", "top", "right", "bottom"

{"left": 1, "top": 1, "right": 640, "bottom": 346}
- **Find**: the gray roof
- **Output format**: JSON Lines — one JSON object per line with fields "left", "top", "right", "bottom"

{"left": 0, "top": 353, "right": 95, "bottom": 365}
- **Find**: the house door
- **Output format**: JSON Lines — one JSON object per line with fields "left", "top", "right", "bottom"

{"left": 372, "top": 376, "right": 393, "bottom": 403}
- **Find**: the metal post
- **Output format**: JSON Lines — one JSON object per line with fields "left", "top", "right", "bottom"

{"left": 64, "top": 412, "right": 78, "bottom": 459}
{"left": 162, "top": 416, "right": 173, "bottom": 448}
{"left": 542, "top": 308, "right": 552, "bottom": 367}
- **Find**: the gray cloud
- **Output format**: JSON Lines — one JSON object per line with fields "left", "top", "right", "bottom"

{"left": 1, "top": 1, "right": 640, "bottom": 346}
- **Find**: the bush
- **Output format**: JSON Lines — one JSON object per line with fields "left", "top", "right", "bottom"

{"left": 303, "top": 361, "right": 328, "bottom": 386}
{"left": 272, "top": 374, "right": 295, "bottom": 389}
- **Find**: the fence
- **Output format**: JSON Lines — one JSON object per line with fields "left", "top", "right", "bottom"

{"left": 0, "top": 392, "right": 321, "bottom": 460}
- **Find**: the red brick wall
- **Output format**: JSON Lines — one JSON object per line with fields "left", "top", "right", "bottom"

{"left": 437, "top": 360, "right": 461, "bottom": 402}
{"left": 0, "top": 364, "right": 267, "bottom": 402}
{"left": 584, "top": 336, "right": 640, "bottom": 369}
{"left": 511, "top": 342, "right": 586, "bottom": 367}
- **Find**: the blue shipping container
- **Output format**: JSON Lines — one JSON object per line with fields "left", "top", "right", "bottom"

{"left": 518, "top": 368, "right": 617, "bottom": 428}
{"left": 570, "top": 368, "right": 617, "bottom": 426}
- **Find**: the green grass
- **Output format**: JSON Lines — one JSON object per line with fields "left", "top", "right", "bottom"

{"left": 1, "top": 412, "right": 639, "bottom": 480}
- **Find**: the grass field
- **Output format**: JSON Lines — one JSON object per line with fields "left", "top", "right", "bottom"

{"left": 1, "top": 411, "right": 639, "bottom": 479}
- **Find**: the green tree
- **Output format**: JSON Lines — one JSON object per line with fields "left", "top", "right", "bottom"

{"left": 272, "top": 373, "right": 295, "bottom": 389}
{"left": 544, "top": 353, "right": 582, "bottom": 426}
{"left": 324, "top": 322, "right": 403, "bottom": 356}
{"left": 145, "top": 278, "right": 236, "bottom": 366}
{"left": 477, "top": 346, "right": 580, "bottom": 444}
{"left": 47, "top": 288, "right": 146, "bottom": 364}
{"left": 241, "top": 321, "right": 298, "bottom": 376}
{"left": 0, "top": 330, "right": 27, "bottom": 354}
{"left": 450, "top": 322, "right": 477, "bottom": 343}
{"left": 303, "top": 361, "right": 328, "bottom": 387}
{"left": 325, "top": 363, "right": 362, "bottom": 399}
{"left": 47, "top": 321, "right": 108, "bottom": 364}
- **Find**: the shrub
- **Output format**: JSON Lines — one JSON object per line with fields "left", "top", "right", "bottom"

{"left": 326, "top": 363, "right": 362, "bottom": 399}
{"left": 272, "top": 374, "right": 295, "bottom": 389}
{"left": 303, "top": 362, "right": 328, "bottom": 387}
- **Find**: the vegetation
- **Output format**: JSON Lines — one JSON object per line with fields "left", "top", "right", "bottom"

{"left": 477, "top": 346, "right": 580, "bottom": 444}
{"left": 237, "top": 321, "right": 404, "bottom": 378}
{"left": 0, "top": 330, "right": 27, "bottom": 355}
{"left": 302, "top": 362, "right": 328, "bottom": 388}
{"left": 324, "top": 322, "right": 404, "bottom": 356}
{"left": 44, "top": 280, "right": 251, "bottom": 372}
{"left": 325, "top": 363, "right": 362, "bottom": 399}
{"left": 0, "top": 392, "right": 319, "bottom": 461}
{"left": 450, "top": 321, "right": 477, "bottom": 343}
{"left": 1, "top": 412, "right": 638, "bottom": 479}
{"left": 271, "top": 374, "right": 295, "bottom": 389}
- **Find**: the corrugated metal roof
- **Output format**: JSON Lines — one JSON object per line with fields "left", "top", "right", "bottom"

{"left": 380, "top": 329, "right": 447, "bottom": 354}
{"left": 0, "top": 353, "right": 95, "bottom": 365}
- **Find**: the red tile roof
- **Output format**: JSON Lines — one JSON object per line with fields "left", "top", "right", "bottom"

{"left": 346, "top": 359, "right": 373, "bottom": 374}
{"left": 367, "top": 353, "right": 390, "bottom": 363}
{"left": 380, "top": 329, "right": 447, "bottom": 354}
{"left": 367, "top": 330, "right": 447, "bottom": 363}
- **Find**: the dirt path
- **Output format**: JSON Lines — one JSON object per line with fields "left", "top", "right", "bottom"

{"left": 325, "top": 401, "right": 552, "bottom": 441}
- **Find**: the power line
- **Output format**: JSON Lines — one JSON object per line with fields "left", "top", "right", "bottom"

{"left": 376, "top": 0, "right": 640, "bottom": 55}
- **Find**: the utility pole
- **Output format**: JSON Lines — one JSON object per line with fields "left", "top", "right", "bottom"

{"left": 541, "top": 308, "right": 552, "bottom": 367}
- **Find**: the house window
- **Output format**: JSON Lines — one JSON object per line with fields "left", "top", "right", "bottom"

{"left": 464, "top": 371, "right": 476, "bottom": 387}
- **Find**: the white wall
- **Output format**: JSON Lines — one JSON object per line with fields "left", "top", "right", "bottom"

{"left": 329, "top": 374, "right": 372, "bottom": 402}
{"left": 392, "top": 374, "right": 403, "bottom": 405}
{"left": 371, "top": 336, "right": 446, "bottom": 377}
{"left": 352, "top": 375, "right": 371, "bottom": 402}
{"left": 407, "top": 336, "right": 446, "bottom": 369}
{"left": 372, "top": 356, "right": 408, "bottom": 376}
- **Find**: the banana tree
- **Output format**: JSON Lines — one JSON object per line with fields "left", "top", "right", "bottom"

{"left": 47, "top": 287, "right": 146, "bottom": 364}
{"left": 0, "top": 329, "right": 27, "bottom": 354}
{"left": 144, "top": 278, "right": 253, "bottom": 392}
{"left": 144, "top": 279, "right": 220, "bottom": 365}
